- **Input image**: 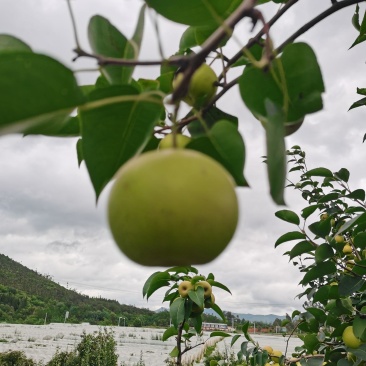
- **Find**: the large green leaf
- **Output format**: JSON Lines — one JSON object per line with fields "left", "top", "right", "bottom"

{"left": 275, "top": 210, "right": 300, "bottom": 225}
{"left": 308, "top": 220, "right": 331, "bottom": 238}
{"left": 162, "top": 326, "right": 178, "bottom": 341}
{"left": 88, "top": 15, "right": 140, "bottom": 84}
{"left": 187, "top": 106, "right": 238, "bottom": 138}
{"left": 145, "top": 0, "right": 239, "bottom": 26}
{"left": 304, "top": 167, "right": 333, "bottom": 178}
{"left": 187, "top": 120, "right": 247, "bottom": 186}
{"left": 337, "top": 212, "right": 366, "bottom": 235}
{"left": 0, "top": 52, "right": 85, "bottom": 135}
{"left": 170, "top": 297, "right": 186, "bottom": 328}
{"left": 301, "top": 261, "right": 337, "bottom": 285}
{"left": 275, "top": 231, "right": 306, "bottom": 247}
{"left": 239, "top": 42, "right": 324, "bottom": 123}
{"left": 289, "top": 241, "right": 315, "bottom": 260}
{"left": 142, "top": 271, "right": 171, "bottom": 299}
{"left": 188, "top": 286, "right": 204, "bottom": 308}
{"left": 207, "top": 280, "right": 231, "bottom": 294}
{"left": 339, "top": 276, "right": 365, "bottom": 297}
{"left": 265, "top": 101, "right": 286, "bottom": 204}
{"left": 315, "top": 243, "right": 334, "bottom": 263}
{"left": 79, "top": 86, "right": 163, "bottom": 199}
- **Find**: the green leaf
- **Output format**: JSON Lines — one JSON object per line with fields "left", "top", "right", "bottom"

{"left": 303, "top": 334, "right": 320, "bottom": 354}
{"left": 353, "top": 316, "right": 366, "bottom": 342}
{"left": 307, "top": 307, "right": 327, "bottom": 323}
{"left": 334, "top": 168, "right": 350, "bottom": 182}
{"left": 339, "top": 276, "right": 365, "bottom": 296}
{"left": 170, "top": 297, "right": 186, "bottom": 328}
{"left": 79, "top": 86, "right": 163, "bottom": 199}
{"left": 88, "top": 15, "right": 134, "bottom": 85}
{"left": 231, "top": 334, "right": 241, "bottom": 347}
{"left": 301, "top": 261, "right": 337, "bottom": 285}
{"left": 187, "top": 120, "right": 248, "bottom": 186}
{"left": 0, "top": 34, "right": 32, "bottom": 53}
{"left": 210, "top": 331, "right": 231, "bottom": 338}
{"left": 308, "top": 220, "right": 331, "bottom": 238}
{"left": 354, "top": 233, "right": 366, "bottom": 249}
{"left": 145, "top": 0, "right": 239, "bottom": 26}
{"left": 289, "top": 241, "right": 315, "bottom": 260}
{"left": 0, "top": 52, "right": 85, "bottom": 135}
{"left": 187, "top": 106, "right": 238, "bottom": 138}
{"left": 265, "top": 100, "right": 286, "bottom": 205}
{"left": 275, "top": 231, "right": 306, "bottom": 247}
{"left": 169, "top": 346, "right": 179, "bottom": 358}
{"left": 188, "top": 286, "right": 204, "bottom": 308}
{"left": 162, "top": 326, "right": 178, "bottom": 341}
{"left": 349, "top": 96, "right": 366, "bottom": 110}
{"left": 142, "top": 271, "right": 171, "bottom": 299}
{"left": 345, "top": 189, "right": 365, "bottom": 201}
{"left": 275, "top": 210, "right": 300, "bottom": 225}
{"left": 317, "top": 193, "right": 340, "bottom": 204}
{"left": 239, "top": 42, "right": 324, "bottom": 123}
{"left": 76, "top": 139, "right": 83, "bottom": 166}
{"left": 305, "top": 167, "right": 333, "bottom": 178}
{"left": 337, "top": 212, "right": 366, "bottom": 235}
{"left": 210, "top": 303, "right": 226, "bottom": 322}
{"left": 301, "top": 205, "right": 319, "bottom": 220}
{"left": 315, "top": 244, "right": 334, "bottom": 263}
{"left": 345, "top": 344, "right": 366, "bottom": 360}
{"left": 206, "top": 280, "right": 231, "bottom": 294}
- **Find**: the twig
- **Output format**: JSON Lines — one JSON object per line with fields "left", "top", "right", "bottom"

{"left": 277, "top": 0, "right": 366, "bottom": 52}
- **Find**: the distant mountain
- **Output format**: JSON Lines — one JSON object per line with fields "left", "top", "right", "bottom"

{"left": 233, "top": 313, "right": 285, "bottom": 323}
{"left": 204, "top": 308, "right": 285, "bottom": 324}
{"left": 156, "top": 307, "right": 285, "bottom": 324}
{"left": 155, "top": 307, "right": 169, "bottom": 313}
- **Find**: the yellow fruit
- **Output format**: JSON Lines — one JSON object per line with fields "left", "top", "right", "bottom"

{"left": 195, "top": 281, "right": 213, "bottom": 298}
{"left": 343, "top": 326, "right": 362, "bottom": 348}
{"left": 343, "top": 244, "right": 353, "bottom": 254}
{"left": 271, "top": 350, "right": 283, "bottom": 363}
{"left": 108, "top": 149, "right": 238, "bottom": 266}
{"left": 172, "top": 63, "right": 218, "bottom": 108}
{"left": 178, "top": 281, "right": 194, "bottom": 298}
{"left": 335, "top": 235, "right": 345, "bottom": 244}
{"left": 262, "top": 345, "right": 273, "bottom": 354}
{"left": 159, "top": 134, "right": 191, "bottom": 149}
{"left": 320, "top": 213, "right": 329, "bottom": 221}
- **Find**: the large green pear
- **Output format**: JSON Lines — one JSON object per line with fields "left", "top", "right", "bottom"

{"left": 107, "top": 149, "right": 238, "bottom": 266}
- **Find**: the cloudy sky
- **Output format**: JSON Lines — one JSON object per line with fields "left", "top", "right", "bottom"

{"left": 0, "top": 0, "right": 365, "bottom": 317}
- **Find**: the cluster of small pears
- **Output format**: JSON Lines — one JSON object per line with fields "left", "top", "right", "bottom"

{"left": 178, "top": 279, "right": 215, "bottom": 317}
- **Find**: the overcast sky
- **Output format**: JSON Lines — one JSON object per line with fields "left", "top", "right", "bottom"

{"left": 0, "top": 0, "right": 365, "bottom": 317}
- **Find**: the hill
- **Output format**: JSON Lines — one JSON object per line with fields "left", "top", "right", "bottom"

{"left": 0, "top": 253, "right": 165, "bottom": 326}
{"left": 0, "top": 253, "right": 285, "bottom": 328}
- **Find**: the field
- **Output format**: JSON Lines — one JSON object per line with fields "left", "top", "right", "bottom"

{"left": 0, "top": 323, "right": 303, "bottom": 365}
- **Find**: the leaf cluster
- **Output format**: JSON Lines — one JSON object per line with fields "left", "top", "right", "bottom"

{"left": 143, "top": 266, "right": 231, "bottom": 362}
{"left": 274, "top": 146, "right": 366, "bottom": 366}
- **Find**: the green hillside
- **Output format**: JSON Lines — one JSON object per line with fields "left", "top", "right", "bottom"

{"left": 0, "top": 253, "right": 167, "bottom": 326}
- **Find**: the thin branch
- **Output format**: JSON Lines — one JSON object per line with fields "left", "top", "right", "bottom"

{"left": 170, "top": 0, "right": 258, "bottom": 104}
{"left": 277, "top": 0, "right": 366, "bottom": 52}
{"left": 66, "top": 0, "right": 81, "bottom": 50}
{"left": 225, "top": 0, "right": 300, "bottom": 70}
